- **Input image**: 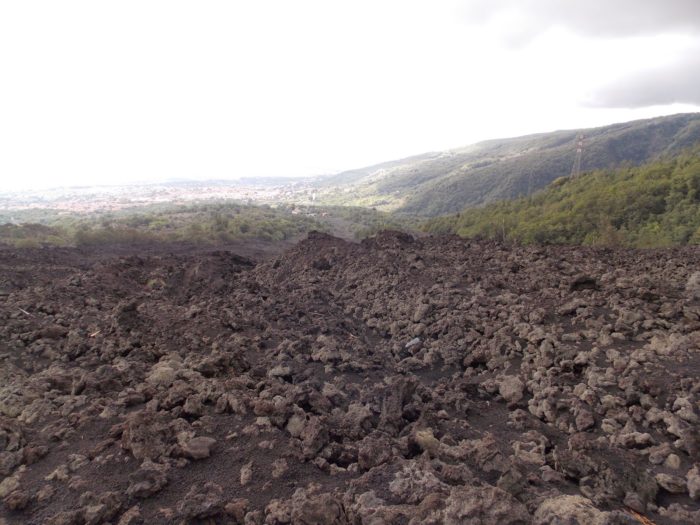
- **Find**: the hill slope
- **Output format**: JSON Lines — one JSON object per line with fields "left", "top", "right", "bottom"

{"left": 312, "top": 113, "right": 700, "bottom": 216}
{"left": 423, "top": 150, "right": 700, "bottom": 247}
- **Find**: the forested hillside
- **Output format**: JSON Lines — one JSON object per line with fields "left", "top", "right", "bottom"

{"left": 424, "top": 150, "right": 700, "bottom": 247}
{"left": 312, "top": 113, "right": 700, "bottom": 216}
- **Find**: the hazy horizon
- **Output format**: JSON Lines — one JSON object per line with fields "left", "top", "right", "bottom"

{"left": 2, "top": 110, "right": 699, "bottom": 194}
{"left": 2, "top": 1, "right": 700, "bottom": 191}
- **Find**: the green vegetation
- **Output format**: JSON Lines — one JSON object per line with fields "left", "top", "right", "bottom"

{"left": 314, "top": 205, "right": 416, "bottom": 239}
{"left": 309, "top": 113, "right": 700, "bottom": 216}
{"left": 0, "top": 223, "right": 71, "bottom": 248}
{"left": 424, "top": 151, "right": 700, "bottom": 247}
{"left": 0, "top": 203, "right": 321, "bottom": 248}
{"left": 0, "top": 201, "right": 413, "bottom": 248}
{"left": 72, "top": 202, "right": 323, "bottom": 245}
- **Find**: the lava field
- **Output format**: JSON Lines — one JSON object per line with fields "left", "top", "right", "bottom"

{"left": 1, "top": 232, "right": 700, "bottom": 524}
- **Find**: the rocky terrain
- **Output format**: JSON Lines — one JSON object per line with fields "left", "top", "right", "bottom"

{"left": 1, "top": 232, "right": 700, "bottom": 524}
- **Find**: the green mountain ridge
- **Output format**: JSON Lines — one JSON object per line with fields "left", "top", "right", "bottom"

{"left": 312, "top": 113, "right": 700, "bottom": 216}
{"left": 422, "top": 149, "right": 700, "bottom": 247}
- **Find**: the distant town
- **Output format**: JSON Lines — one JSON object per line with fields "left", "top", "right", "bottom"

{"left": 0, "top": 179, "right": 319, "bottom": 218}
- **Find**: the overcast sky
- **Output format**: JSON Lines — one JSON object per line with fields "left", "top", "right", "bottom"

{"left": 1, "top": 1, "right": 700, "bottom": 190}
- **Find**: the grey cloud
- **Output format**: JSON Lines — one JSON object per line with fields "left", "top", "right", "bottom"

{"left": 584, "top": 52, "right": 700, "bottom": 108}
{"left": 463, "top": 0, "right": 700, "bottom": 108}
{"left": 462, "top": 0, "right": 700, "bottom": 39}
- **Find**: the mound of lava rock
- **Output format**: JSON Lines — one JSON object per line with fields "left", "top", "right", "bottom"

{"left": 1, "top": 232, "right": 700, "bottom": 524}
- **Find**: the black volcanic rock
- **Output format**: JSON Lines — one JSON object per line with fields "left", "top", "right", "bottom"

{"left": 0, "top": 235, "right": 699, "bottom": 524}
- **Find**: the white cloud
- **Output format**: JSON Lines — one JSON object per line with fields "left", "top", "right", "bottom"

{"left": 0, "top": 1, "right": 699, "bottom": 190}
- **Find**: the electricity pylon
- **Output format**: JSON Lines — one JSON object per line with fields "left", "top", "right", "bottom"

{"left": 570, "top": 133, "right": 584, "bottom": 178}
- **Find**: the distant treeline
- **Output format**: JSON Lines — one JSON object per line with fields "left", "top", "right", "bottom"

{"left": 423, "top": 150, "right": 700, "bottom": 247}
{"left": 0, "top": 202, "right": 412, "bottom": 248}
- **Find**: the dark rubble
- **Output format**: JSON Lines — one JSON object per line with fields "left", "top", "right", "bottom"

{"left": 1, "top": 232, "right": 700, "bottom": 524}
